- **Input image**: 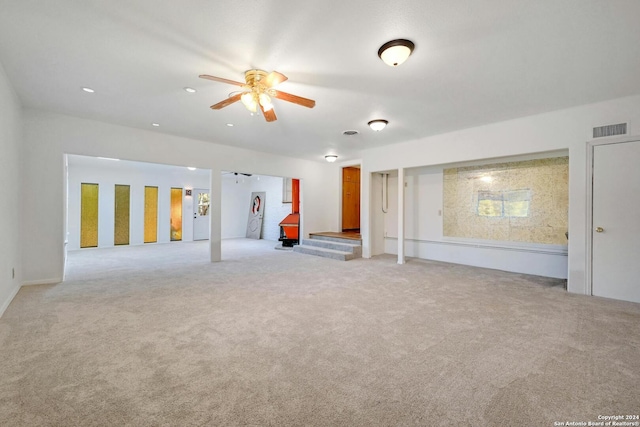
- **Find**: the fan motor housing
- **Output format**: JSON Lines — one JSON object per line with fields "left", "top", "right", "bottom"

{"left": 245, "top": 69, "right": 268, "bottom": 86}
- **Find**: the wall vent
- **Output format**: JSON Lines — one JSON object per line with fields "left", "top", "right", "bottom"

{"left": 593, "top": 123, "right": 627, "bottom": 138}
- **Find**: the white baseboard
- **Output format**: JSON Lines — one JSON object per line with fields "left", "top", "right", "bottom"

{"left": 21, "top": 277, "right": 62, "bottom": 286}
{"left": 0, "top": 284, "right": 21, "bottom": 318}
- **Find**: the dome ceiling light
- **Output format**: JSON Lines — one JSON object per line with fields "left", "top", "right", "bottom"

{"left": 368, "top": 119, "right": 388, "bottom": 131}
{"left": 378, "top": 39, "right": 415, "bottom": 67}
{"left": 325, "top": 155, "right": 338, "bottom": 162}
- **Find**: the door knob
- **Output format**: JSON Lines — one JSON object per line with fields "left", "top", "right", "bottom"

{"left": 595, "top": 227, "right": 604, "bottom": 233}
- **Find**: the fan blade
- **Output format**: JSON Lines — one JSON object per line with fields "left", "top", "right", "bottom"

{"left": 199, "top": 74, "right": 245, "bottom": 87}
{"left": 264, "top": 71, "right": 288, "bottom": 88}
{"left": 260, "top": 104, "right": 277, "bottom": 122}
{"left": 210, "top": 93, "right": 242, "bottom": 110}
{"left": 272, "top": 90, "right": 315, "bottom": 108}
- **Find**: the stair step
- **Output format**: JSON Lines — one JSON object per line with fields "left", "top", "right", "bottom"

{"left": 293, "top": 245, "right": 357, "bottom": 261}
{"left": 308, "top": 234, "right": 362, "bottom": 245}
{"left": 301, "top": 238, "right": 362, "bottom": 254}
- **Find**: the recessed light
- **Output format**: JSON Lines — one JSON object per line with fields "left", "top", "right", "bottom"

{"left": 325, "top": 155, "right": 338, "bottom": 163}
{"left": 184, "top": 87, "right": 197, "bottom": 93}
{"left": 82, "top": 87, "right": 95, "bottom": 93}
{"left": 187, "top": 167, "right": 196, "bottom": 171}
{"left": 368, "top": 119, "right": 388, "bottom": 131}
{"left": 226, "top": 123, "right": 234, "bottom": 127}
{"left": 152, "top": 123, "right": 160, "bottom": 127}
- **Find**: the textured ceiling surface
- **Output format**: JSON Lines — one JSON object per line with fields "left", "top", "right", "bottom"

{"left": 1, "top": 0, "right": 639, "bottom": 162}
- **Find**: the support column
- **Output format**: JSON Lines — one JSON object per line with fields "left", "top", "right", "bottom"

{"left": 209, "top": 168, "right": 221, "bottom": 262}
{"left": 397, "top": 167, "right": 405, "bottom": 265}
{"left": 361, "top": 169, "right": 371, "bottom": 258}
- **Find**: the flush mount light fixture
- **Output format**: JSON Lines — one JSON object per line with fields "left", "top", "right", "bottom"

{"left": 378, "top": 39, "right": 415, "bottom": 67}
{"left": 325, "top": 155, "right": 338, "bottom": 163}
{"left": 184, "top": 87, "right": 197, "bottom": 93}
{"left": 82, "top": 87, "right": 95, "bottom": 93}
{"left": 187, "top": 167, "right": 196, "bottom": 171}
{"left": 226, "top": 123, "right": 234, "bottom": 127}
{"left": 368, "top": 119, "right": 388, "bottom": 131}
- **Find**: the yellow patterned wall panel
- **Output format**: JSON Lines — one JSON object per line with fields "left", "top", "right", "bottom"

{"left": 114, "top": 185, "right": 130, "bottom": 245}
{"left": 443, "top": 157, "right": 568, "bottom": 245}
{"left": 170, "top": 187, "right": 182, "bottom": 241}
{"left": 144, "top": 186, "right": 158, "bottom": 243}
{"left": 80, "top": 183, "right": 99, "bottom": 248}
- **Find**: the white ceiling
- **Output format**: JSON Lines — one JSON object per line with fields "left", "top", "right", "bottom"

{"left": 67, "top": 154, "right": 212, "bottom": 178}
{"left": 67, "top": 153, "right": 276, "bottom": 181}
{"left": 2, "top": 0, "right": 640, "bottom": 162}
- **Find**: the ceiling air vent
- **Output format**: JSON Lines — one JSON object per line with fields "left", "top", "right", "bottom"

{"left": 593, "top": 123, "right": 627, "bottom": 138}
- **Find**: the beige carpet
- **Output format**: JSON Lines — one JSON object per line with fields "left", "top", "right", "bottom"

{"left": 0, "top": 239, "right": 638, "bottom": 426}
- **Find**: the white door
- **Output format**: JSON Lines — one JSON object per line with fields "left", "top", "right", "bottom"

{"left": 592, "top": 140, "right": 640, "bottom": 303}
{"left": 193, "top": 188, "right": 210, "bottom": 241}
{"left": 246, "top": 192, "right": 265, "bottom": 239}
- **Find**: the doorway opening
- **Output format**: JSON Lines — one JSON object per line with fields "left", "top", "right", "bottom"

{"left": 64, "top": 154, "right": 212, "bottom": 279}
{"left": 220, "top": 171, "right": 302, "bottom": 256}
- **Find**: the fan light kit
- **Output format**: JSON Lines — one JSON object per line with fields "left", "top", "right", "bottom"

{"left": 378, "top": 39, "right": 415, "bottom": 67}
{"left": 368, "top": 119, "right": 388, "bottom": 131}
{"left": 199, "top": 70, "right": 316, "bottom": 122}
{"left": 325, "top": 155, "right": 338, "bottom": 163}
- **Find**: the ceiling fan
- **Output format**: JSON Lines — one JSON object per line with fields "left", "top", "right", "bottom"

{"left": 222, "top": 172, "right": 252, "bottom": 177}
{"left": 222, "top": 171, "right": 253, "bottom": 184}
{"left": 199, "top": 70, "right": 315, "bottom": 122}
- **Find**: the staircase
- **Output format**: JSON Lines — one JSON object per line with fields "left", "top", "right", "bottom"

{"left": 293, "top": 233, "right": 362, "bottom": 261}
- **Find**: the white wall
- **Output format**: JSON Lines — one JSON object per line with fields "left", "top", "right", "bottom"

{"left": 360, "top": 94, "right": 640, "bottom": 292}
{"left": 21, "top": 110, "right": 339, "bottom": 285}
{"left": 249, "top": 175, "right": 292, "bottom": 241}
{"left": 221, "top": 174, "right": 253, "bottom": 239}
{"left": 67, "top": 157, "right": 211, "bottom": 250}
{"left": 221, "top": 174, "right": 296, "bottom": 241}
{"left": 0, "top": 62, "right": 22, "bottom": 316}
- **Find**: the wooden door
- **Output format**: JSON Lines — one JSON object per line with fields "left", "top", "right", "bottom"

{"left": 592, "top": 140, "right": 640, "bottom": 303}
{"left": 342, "top": 167, "right": 360, "bottom": 231}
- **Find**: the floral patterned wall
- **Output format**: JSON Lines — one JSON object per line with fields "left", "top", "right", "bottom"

{"left": 443, "top": 157, "right": 568, "bottom": 245}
